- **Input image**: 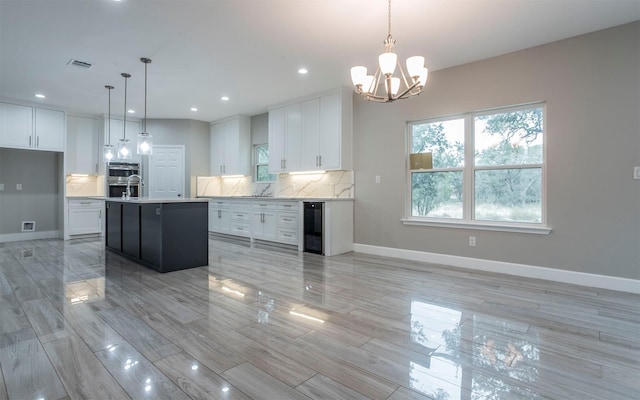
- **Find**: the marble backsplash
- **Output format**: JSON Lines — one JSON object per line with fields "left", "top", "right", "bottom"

{"left": 66, "top": 175, "right": 105, "bottom": 197}
{"left": 197, "top": 170, "right": 354, "bottom": 198}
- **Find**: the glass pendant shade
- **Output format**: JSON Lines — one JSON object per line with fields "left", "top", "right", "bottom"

{"left": 418, "top": 67, "right": 429, "bottom": 86}
{"left": 378, "top": 52, "right": 397, "bottom": 76}
{"left": 137, "top": 133, "right": 153, "bottom": 155}
{"left": 104, "top": 144, "right": 114, "bottom": 162}
{"left": 388, "top": 77, "right": 400, "bottom": 96}
{"left": 350, "top": 66, "right": 367, "bottom": 87}
{"left": 362, "top": 75, "right": 375, "bottom": 94}
{"left": 117, "top": 139, "right": 132, "bottom": 160}
{"left": 406, "top": 56, "right": 425, "bottom": 78}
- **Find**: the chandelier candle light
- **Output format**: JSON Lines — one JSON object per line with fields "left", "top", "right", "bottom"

{"left": 137, "top": 57, "right": 153, "bottom": 155}
{"left": 104, "top": 85, "right": 115, "bottom": 162}
{"left": 350, "top": 0, "right": 428, "bottom": 102}
{"left": 117, "top": 72, "right": 132, "bottom": 160}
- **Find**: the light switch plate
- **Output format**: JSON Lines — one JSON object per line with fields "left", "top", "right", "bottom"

{"left": 16, "top": 183, "right": 22, "bottom": 191}
{"left": 634, "top": 167, "right": 640, "bottom": 180}
{"left": 0, "top": 183, "right": 4, "bottom": 191}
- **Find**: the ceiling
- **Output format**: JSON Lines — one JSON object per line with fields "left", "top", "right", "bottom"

{"left": 1, "top": 1, "right": 639, "bottom": 123}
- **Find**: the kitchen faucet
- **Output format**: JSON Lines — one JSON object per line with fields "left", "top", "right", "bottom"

{"left": 126, "top": 174, "right": 142, "bottom": 199}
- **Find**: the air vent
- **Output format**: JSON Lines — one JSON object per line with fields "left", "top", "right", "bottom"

{"left": 67, "top": 59, "right": 93, "bottom": 69}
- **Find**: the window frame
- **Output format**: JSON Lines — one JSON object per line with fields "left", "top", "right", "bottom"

{"left": 403, "top": 102, "right": 551, "bottom": 235}
{"left": 254, "top": 143, "right": 277, "bottom": 183}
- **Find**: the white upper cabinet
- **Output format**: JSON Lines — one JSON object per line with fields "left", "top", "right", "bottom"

{"left": 268, "top": 88, "right": 352, "bottom": 173}
{"left": 66, "top": 115, "right": 100, "bottom": 174}
{"left": 35, "top": 108, "right": 65, "bottom": 151}
{"left": 209, "top": 115, "right": 250, "bottom": 176}
{"left": 268, "top": 103, "right": 302, "bottom": 173}
{"left": 0, "top": 102, "right": 65, "bottom": 152}
{"left": 0, "top": 103, "right": 33, "bottom": 148}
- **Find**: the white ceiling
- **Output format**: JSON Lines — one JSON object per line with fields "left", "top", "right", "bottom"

{"left": 1, "top": 0, "right": 639, "bottom": 122}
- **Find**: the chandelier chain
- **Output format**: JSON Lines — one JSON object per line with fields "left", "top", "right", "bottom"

{"left": 387, "top": 0, "right": 392, "bottom": 37}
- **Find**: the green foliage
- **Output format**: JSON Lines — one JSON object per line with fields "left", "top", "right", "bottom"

{"left": 411, "top": 107, "right": 543, "bottom": 221}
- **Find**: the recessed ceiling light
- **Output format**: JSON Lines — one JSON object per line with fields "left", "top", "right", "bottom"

{"left": 127, "top": 109, "right": 135, "bottom": 114}
{"left": 190, "top": 107, "right": 198, "bottom": 112}
{"left": 221, "top": 96, "right": 229, "bottom": 101}
{"left": 298, "top": 68, "right": 308, "bottom": 74}
{"left": 35, "top": 93, "right": 45, "bottom": 98}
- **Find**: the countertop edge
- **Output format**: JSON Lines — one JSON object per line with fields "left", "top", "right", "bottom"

{"left": 198, "top": 196, "right": 354, "bottom": 202}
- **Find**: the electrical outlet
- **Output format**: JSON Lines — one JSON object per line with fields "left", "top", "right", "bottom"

{"left": 16, "top": 183, "right": 22, "bottom": 191}
{"left": 469, "top": 236, "right": 476, "bottom": 247}
{"left": 375, "top": 175, "right": 381, "bottom": 184}
{"left": 634, "top": 167, "right": 640, "bottom": 180}
{"left": 0, "top": 183, "right": 4, "bottom": 191}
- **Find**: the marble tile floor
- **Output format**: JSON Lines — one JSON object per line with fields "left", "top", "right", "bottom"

{"left": 0, "top": 237, "right": 638, "bottom": 400}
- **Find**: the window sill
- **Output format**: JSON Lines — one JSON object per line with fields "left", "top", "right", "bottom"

{"left": 401, "top": 218, "right": 552, "bottom": 235}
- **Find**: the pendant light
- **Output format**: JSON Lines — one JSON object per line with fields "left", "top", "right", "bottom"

{"left": 137, "top": 57, "right": 153, "bottom": 155}
{"left": 103, "top": 85, "right": 115, "bottom": 162}
{"left": 117, "top": 72, "right": 132, "bottom": 160}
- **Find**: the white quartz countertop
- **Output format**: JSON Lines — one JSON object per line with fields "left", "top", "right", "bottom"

{"left": 104, "top": 197, "right": 208, "bottom": 204}
{"left": 198, "top": 196, "right": 354, "bottom": 202}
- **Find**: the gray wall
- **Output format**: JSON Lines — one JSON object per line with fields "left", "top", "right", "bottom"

{"left": 144, "top": 119, "right": 210, "bottom": 197}
{"left": 353, "top": 22, "right": 640, "bottom": 280}
{"left": 251, "top": 113, "right": 268, "bottom": 145}
{"left": 0, "top": 149, "right": 61, "bottom": 234}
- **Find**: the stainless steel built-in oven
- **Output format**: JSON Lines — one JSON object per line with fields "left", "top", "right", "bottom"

{"left": 107, "top": 162, "right": 140, "bottom": 198}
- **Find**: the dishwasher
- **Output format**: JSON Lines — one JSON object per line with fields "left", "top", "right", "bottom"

{"left": 303, "top": 202, "right": 324, "bottom": 255}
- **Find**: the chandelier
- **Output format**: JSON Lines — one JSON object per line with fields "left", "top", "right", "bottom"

{"left": 350, "top": 0, "right": 428, "bottom": 103}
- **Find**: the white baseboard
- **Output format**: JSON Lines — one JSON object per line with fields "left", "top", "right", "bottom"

{"left": 0, "top": 230, "right": 61, "bottom": 243}
{"left": 352, "top": 243, "right": 640, "bottom": 294}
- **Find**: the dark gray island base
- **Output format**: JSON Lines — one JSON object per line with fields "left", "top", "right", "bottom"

{"left": 105, "top": 199, "right": 209, "bottom": 273}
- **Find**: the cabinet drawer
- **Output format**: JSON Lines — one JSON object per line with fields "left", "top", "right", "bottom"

{"left": 230, "top": 223, "right": 250, "bottom": 237}
{"left": 252, "top": 201, "right": 277, "bottom": 211}
{"left": 69, "top": 199, "right": 103, "bottom": 208}
{"left": 277, "top": 201, "right": 299, "bottom": 212}
{"left": 229, "top": 200, "right": 251, "bottom": 208}
{"left": 210, "top": 200, "right": 230, "bottom": 209}
{"left": 278, "top": 212, "right": 298, "bottom": 228}
{"left": 231, "top": 210, "right": 251, "bottom": 223}
{"left": 277, "top": 228, "right": 298, "bottom": 245}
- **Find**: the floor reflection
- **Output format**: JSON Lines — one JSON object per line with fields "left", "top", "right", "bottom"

{"left": 1, "top": 238, "right": 636, "bottom": 400}
{"left": 409, "top": 299, "right": 541, "bottom": 399}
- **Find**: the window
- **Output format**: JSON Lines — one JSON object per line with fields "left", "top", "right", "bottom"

{"left": 407, "top": 104, "right": 548, "bottom": 233}
{"left": 255, "top": 144, "right": 277, "bottom": 182}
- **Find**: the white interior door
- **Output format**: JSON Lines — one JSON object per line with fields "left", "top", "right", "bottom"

{"left": 148, "top": 145, "right": 185, "bottom": 199}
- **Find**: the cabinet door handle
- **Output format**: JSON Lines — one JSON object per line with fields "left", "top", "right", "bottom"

{"left": 319, "top": 155, "right": 322, "bottom": 167}
{"left": 37, "top": 136, "right": 39, "bottom": 147}
{"left": 29, "top": 136, "right": 32, "bottom": 147}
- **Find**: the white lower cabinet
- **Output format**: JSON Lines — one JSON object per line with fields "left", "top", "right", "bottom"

{"left": 230, "top": 200, "right": 251, "bottom": 237}
{"left": 204, "top": 197, "right": 352, "bottom": 255}
{"left": 68, "top": 199, "right": 103, "bottom": 236}
{"left": 276, "top": 201, "right": 299, "bottom": 245}
{"left": 209, "top": 200, "right": 231, "bottom": 234}
{"left": 251, "top": 201, "right": 277, "bottom": 241}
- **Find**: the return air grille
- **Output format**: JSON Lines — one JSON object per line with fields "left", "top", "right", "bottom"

{"left": 67, "top": 59, "right": 93, "bottom": 69}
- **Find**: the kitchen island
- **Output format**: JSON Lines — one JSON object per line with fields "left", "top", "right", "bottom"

{"left": 105, "top": 198, "right": 209, "bottom": 273}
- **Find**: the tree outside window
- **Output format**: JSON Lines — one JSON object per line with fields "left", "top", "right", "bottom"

{"left": 255, "top": 144, "right": 277, "bottom": 182}
{"left": 409, "top": 105, "right": 544, "bottom": 225}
